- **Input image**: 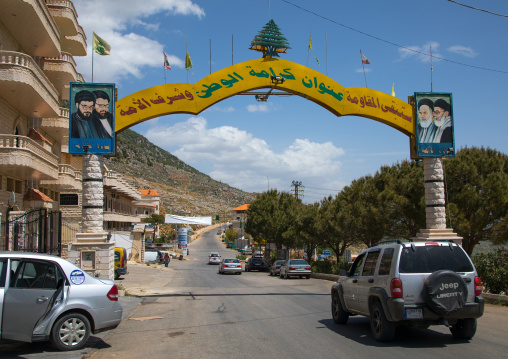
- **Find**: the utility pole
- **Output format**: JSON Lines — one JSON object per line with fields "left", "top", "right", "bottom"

{"left": 291, "top": 180, "right": 304, "bottom": 200}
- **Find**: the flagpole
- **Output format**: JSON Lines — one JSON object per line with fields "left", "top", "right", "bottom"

{"left": 325, "top": 32, "right": 328, "bottom": 76}
{"left": 186, "top": 39, "right": 188, "bottom": 84}
{"left": 361, "top": 51, "right": 368, "bottom": 88}
{"left": 164, "top": 64, "right": 166, "bottom": 85}
{"left": 430, "top": 45, "right": 433, "bottom": 92}
{"left": 307, "top": 30, "right": 311, "bottom": 67}
{"left": 209, "top": 39, "right": 212, "bottom": 75}
{"left": 231, "top": 34, "right": 234, "bottom": 66}
{"left": 92, "top": 44, "right": 94, "bottom": 83}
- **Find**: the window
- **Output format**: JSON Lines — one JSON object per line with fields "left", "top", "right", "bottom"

{"left": 378, "top": 248, "right": 394, "bottom": 276}
{"left": 351, "top": 253, "right": 366, "bottom": 277}
{"left": 60, "top": 193, "right": 79, "bottom": 206}
{"left": 0, "top": 259, "right": 6, "bottom": 287}
{"left": 399, "top": 245, "right": 474, "bottom": 273}
{"left": 12, "top": 260, "right": 61, "bottom": 289}
{"left": 362, "top": 251, "right": 380, "bottom": 276}
{"left": 6, "top": 178, "right": 22, "bottom": 193}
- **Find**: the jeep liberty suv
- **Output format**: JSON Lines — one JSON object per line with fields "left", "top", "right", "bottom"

{"left": 331, "top": 240, "right": 484, "bottom": 342}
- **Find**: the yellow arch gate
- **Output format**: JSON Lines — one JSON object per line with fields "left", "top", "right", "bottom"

{"left": 115, "top": 58, "right": 414, "bottom": 137}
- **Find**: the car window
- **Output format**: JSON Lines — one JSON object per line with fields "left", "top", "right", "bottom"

{"left": 378, "top": 248, "right": 394, "bottom": 276}
{"left": 362, "top": 251, "right": 380, "bottom": 276}
{"left": 290, "top": 259, "right": 308, "bottom": 265}
{"left": 399, "top": 245, "right": 474, "bottom": 273}
{"left": 13, "top": 260, "right": 60, "bottom": 289}
{"left": 114, "top": 251, "right": 120, "bottom": 261}
{"left": 0, "top": 259, "right": 6, "bottom": 287}
{"left": 350, "top": 253, "right": 366, "bottom": 276}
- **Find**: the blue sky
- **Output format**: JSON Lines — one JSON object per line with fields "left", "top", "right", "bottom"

{"left": 74, "top": 0, "right": 508, "bottom": 203}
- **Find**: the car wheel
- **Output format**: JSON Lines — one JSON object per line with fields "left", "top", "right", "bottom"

{"left": 450, "top": 318, "right": 477, "bottom": 339}
{"left": 306, "top": 275, "right": 311, "bottom": 279}
{"left": 280, "top": 272, "right": 283, "bottom": 279}
{"left": 50, "top": 313, "right": 91, "bottom": 351}
{"left": 331, "top": 291, "right": 349, "bottom": 324}
{"left": 114, "top": 270, "right": 119, "bottom": 280}
{"left": 285, "top": 272, "right": 289, "bottom": 279}
{"left": 269, "top": 270, "right": 273, "bottom": 276}
{"left": 370, "top": 301, "right": 395, "bottom": 342}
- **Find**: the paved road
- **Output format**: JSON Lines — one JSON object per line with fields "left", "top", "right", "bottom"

{"left": 2, "top": 227, "right": 508, "bottom": 358}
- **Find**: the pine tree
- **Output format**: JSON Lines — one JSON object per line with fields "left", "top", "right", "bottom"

{"left": 250, "top": 19, "right": 291, "bottom": 58}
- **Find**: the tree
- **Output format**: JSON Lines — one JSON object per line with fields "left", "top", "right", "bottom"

{"left": 444, "top": 147, "right": 508, "bottom": 255}
{"left": 249, "top": 19, "right": 291, "bottom": 58}
{"left": 379, "top": 161, "right": 426, "bottom": 240}
{"left": 245, "top": 190, "right": 298, "bottom": 251}
{"left": 143, "top": 213, "right": 165, "bottom": 234}
{"left": 286, "top": 201, "right": 320, "bottom": 260}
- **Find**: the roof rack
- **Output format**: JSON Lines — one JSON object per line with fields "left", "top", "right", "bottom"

{"left": 370, "top": 239, "right": 403, "bottom": 247}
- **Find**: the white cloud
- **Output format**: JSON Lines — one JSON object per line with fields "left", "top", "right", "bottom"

{"left": 207, "top": 106, "right": 235, "bottom": 113}
{"left": 247, "top": 104, "right": 269, "bottom": 112}
{"left": 399, "top": 42, "right": 440, "bottom": 63}
{"left": 356, "top": 68, "right": 372, "bottom": 73}
{"left": 73, "top": 0, "right": 204, "bottom": 82}
{"left": 142, "top": 117, "right": 346, "bottom": 194}
{"left": 448, "top": 45, "right": 477, "bottom": 58}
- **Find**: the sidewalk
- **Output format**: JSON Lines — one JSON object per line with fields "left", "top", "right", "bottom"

{"left": 115, "top": 260, "right": 178, "bottom": 297}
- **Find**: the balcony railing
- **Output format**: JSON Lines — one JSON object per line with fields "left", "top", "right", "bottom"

{"left": 45, "top": 0, "right": 78, "bottom": 19}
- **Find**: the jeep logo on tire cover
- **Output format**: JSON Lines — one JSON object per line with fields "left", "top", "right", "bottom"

{"left": 424, "top": 270, "right": 468, "bottom": 315}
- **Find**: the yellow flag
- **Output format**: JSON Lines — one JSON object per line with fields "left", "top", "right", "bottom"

{"left": 391, "top": 82, "right": 395, "bottom": 97}
{"left": 93, "top": 32, "right": 111, "bottom": 55}
{"left": 308, "top": 37, "right": 312, "bottom": 50}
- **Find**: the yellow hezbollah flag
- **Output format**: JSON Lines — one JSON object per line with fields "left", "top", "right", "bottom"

{"left": 93, "top": 32, "right": 111, "bottom": 55}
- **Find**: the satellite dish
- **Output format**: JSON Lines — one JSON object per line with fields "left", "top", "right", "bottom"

{"left": 8, "top": 191, "right": 15, "bottom": 207}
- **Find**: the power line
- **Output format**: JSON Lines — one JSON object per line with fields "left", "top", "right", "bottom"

{"left": 280, "top": 0, "right": 508, "bottom": 74}
{"left": 446, "top": 0, "right": 508, "bottom": 18}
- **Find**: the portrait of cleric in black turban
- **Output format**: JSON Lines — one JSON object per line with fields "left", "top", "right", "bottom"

{"left": 416, "top": 96, "right": 453, "bottom": 144}
{"left": 70, "top": 90, "right": 113, "bottom": 139}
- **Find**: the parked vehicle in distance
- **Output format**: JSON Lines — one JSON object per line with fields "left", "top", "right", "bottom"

{"left": 216, "top": 230, "right": 222, "bottom": 235}
{"left": 145, "top": 249, "right": 163, "bottom": 264}
{"left": 219, "top": 258, "right": 242, "bottom": 275}
{"left": 226, "top": 242, "right": 233, "bottom": 248}
{"left": 244, "top": 247, "right": 253, "bottom": 256}
{"left": 253, "top": 251, "right": 263, "bottom": 257}
{"left": 270, "top": 260, "right": 286, "bottom": 276}
{"left": 209, "top": 252, "right": 221, "bottom": 264}
{"left": 280, "top": 259, "right": 312, "bottom": 279}
{"left": 114, "top": 247, "right": 128, "bottom": 279}
{"left": 245, "top": 257, "right": 267, "bottom": 272}
{"left": 0, "top": 252, "right": 122, "bottom": 351}
{"left": 331, "top": 240, "right": 484, "bottom": 342}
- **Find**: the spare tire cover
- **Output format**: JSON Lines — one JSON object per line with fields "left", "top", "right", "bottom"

{"left": 423, "top": 270, "right": 468, "bottom": 315}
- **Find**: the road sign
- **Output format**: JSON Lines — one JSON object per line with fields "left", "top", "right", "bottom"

{"left": 322, "top": 250, "right": 331, "bottom": 256}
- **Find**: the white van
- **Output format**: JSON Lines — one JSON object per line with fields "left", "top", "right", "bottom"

{"left": 144, "top": 251, "right": 158, "bottom": 263}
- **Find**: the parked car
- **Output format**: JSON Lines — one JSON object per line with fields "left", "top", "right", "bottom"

{"left": 114, "top": 247, "right": 128, "bottom": 279}
{"left": 209, "top": 252, "right": 221, "bottom": 265}
{"left": 226, "top": 242, "right": 233, "bottom": 248}
{"left": 253, "top": 251, "right": 263, "bottom": 257}
{"left": 0, "top": 252, "right": 122, "bottom": 351}
{"left": 245, "top": 257, "right": 267, "bottom": 272}
{"left": 331, "top": 240, "right": 484, "bottom": 342}
{"left": 244, "top": 247, "right": 253, "bottom": 256}
{"left": 269, "top": 260, "right": 286, "bottom": 276}
{"left": 280, "top": 259, "right": 312, "bottom": 279}
{"left": 145, "top": 249, "right": 163, "bottom": 264}
{"left": 218, "top": 258, "right": 242, "bottom": 275}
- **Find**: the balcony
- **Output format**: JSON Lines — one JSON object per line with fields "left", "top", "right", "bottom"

{"left": 43, "top": 52, "right": 80, "bottom": 97}
{"left": 0, "top": 51, "right": 60, "bottom": 118}
{"left": 40, "top": 163, "right": 82, "bottom": 190}
{"left": 61, "top": 24, "right": 87, "bottom": 56}
{"left": 0, "top": 134, "right": 58, "bottom": 181}
{"left": 0, "top": 0, "right": 60, "bottom": 57}
{"left": 40, "top": 107, "right": 69, "bottom": 142}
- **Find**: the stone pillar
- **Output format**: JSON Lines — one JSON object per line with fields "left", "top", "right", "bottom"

{"left": 68, "top": 154, "right": 115, "bottom": 279}
{"left": 413, "top": 158, "right": 462, "bottom": 244}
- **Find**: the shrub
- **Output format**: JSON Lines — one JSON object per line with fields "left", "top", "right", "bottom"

{"left": 473, "top": 250, "right": 508, "bottom": 295}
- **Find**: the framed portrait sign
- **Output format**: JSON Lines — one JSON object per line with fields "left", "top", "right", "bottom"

{"left": 69, "top": 82, "right": 115, "bottom": 155}
{"left": 414, "top": 92, "right": 455, "bottom": 158}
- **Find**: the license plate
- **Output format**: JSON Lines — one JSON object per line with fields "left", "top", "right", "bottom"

{"left": 405, "top": 309, "right": 423, "bottom": 319}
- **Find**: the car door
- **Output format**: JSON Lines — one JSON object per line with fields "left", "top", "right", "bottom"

{"left": 356, "top": 250, "right": 381, "bottom": 315}
{"left": 0, "top": 258, "right": 7, "bottom": 337}
{"left": 341, "top": 253, "right": 366, "bottom": 312}
{"left": 1, "top": 259, "right": 59, "bottom": 342}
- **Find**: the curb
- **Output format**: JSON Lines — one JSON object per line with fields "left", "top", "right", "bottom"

{"left": 482, "top": 293, "right": 508, "bottom": 304}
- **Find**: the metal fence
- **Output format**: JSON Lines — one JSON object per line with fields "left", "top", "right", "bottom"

{"left": 0, "top": 209, "right": 62, "bottom": 255}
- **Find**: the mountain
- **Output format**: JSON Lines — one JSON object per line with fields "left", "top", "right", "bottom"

{"left": 104, "top": 129, "right": 256, "bottom": 216}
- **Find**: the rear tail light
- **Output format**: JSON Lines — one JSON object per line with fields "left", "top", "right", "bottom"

{"left": 107, "top": 285, "right": 119, "bottom": 301}
{"left": 121, "top": 256, "right": 125, "bottom": 267}
{"left": 305, "top": 266, "right": 311, "bottom": 270}
{"left": 474, "top": 276, "right": 483, "bottom": 296}
{"left": 390, "top": 278, "right": 403, "bottom": 298}
{"left": 289, "top": 266, "right": 295, "bottom": 270}
{"left": 425, "top": 242, "right": 439, "bottom": 246}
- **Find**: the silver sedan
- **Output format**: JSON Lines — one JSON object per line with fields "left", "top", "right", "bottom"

{"left": 218, "top": 258, "right": 242, "bottom": 275}
{"left": 280, "top": 259, "right": 312, "bottom": 279}
{"left": 0, "top": 252, "right": 122, "bottom": 351}
{"left": 269, "top": 260, "right": 286, "bottom": 276}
